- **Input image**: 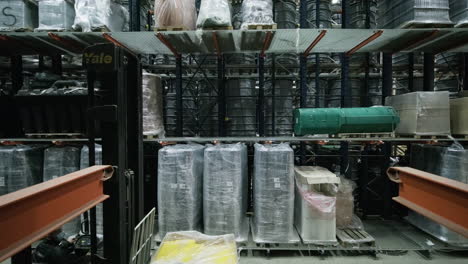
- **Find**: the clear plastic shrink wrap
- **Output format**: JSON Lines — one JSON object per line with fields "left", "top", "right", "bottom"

{"left": 409, "top": 143, "right": 468, "bottom": 245}
{"left": 336, "top": 177, "right": 362, "bottom": 229}
{"left": 151, "top": 231, "right": 238, "bottom": 264}
{"left": 385, "top": 92, "right": 451, "bottom": 135}
{"left": 73, "top": 0, "right": 129, "bottom": 32}
{"left": 154, "top": 0, "right": 197, "bottom": 30}
{"left": 143, "top": 73, "right": 165, "bottom": 137}
{"left": 196, "top": 0, "right": 232, "bottom": 28}
{"left": 158, "top": 144, "right": 205, "bottom": 238}
{"left": 0, "top": 0, "right": 38, "bottom": 31}
{"left": 43, "top": 145, "right": 82, "bottom": 237}
{"left": 80, "top": 144, "right": 104, "bottom": 235}
{"left": 450, "top": 0, "right": 468, "bottom": 27}
{"left": 37, "top": 0, "right": 75, "bottom": 31}
{"left": 203, "top": 143, "right": 248, "bottom": 241}
{"left": 0, "top": 145, "right": 44, "bottom": 196}
{"left": 253, "top": 143, "right": 295, "bottom": 242}
{"left": 240, "top": 0, "right": 274, "bottom": 29}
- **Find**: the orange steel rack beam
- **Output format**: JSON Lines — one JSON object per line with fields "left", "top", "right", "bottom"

{"left": 0, "top": 165, "right": 114, "bottom": 262}
{"left": 387, "top": 167, "right": 468, "bottom": 238}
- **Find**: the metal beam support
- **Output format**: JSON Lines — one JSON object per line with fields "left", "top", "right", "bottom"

{"left": 217, "top": 55, "right": 226, "bottom": 136}
{"left": 423, "top": 53, "right": 435, "bottom": 91}
{"left": 299, "top": 55, "right": 308, "bottom": 164}
{"left": 387, "top": 167, "right": 468, "bottom": 237}
{"left": 129, "top": 0, "right": 141, "bottom": 31}
{"left": 382, "top": 53, "right": 392, "bottom": 105}
{"left": 271, "top": 54, "right": 276, "bottom": 135}
{"left": 51, "top": 55, "right": 62, "bottom": 76}
{"left": 360, "top": 145, "right": 370, "bottom": 217}
{"left": 257, "top": 55, "right": 265, "bottom": 136}
{"left": 0, "top": 166, "right": 113, "bottom": 262}
{"left": 175, "top": 56, "right": 183, "bottom": 136}
{"left": 346, "top": 30, "right": 383, "bottom": 56}
{"left": 299, "top": 0, "right": 307, "bottom": 27}
{"left": 408, "top": 53, "right": 414, "bottom": 92}
{"left": 10, "top": 56, "right": 22, "bottom": 94}
{"left": 464, "top": 53, "right": 468, "bottom": 91}
{"left": 382, "top": 142, "right": 393, "bottom": 218}
{"left": 341, "top": 54, "right": 350, "bottom": 107}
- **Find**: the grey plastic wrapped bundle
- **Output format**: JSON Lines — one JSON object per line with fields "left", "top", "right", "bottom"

{"left": 158, "top": 144, "right": 204, "bottom": 239}
{"left": 0, "top": 145, "right": 44, "bottom": 196}
{"left": 378, "top": 0, "right": 453, "bottom": 28}
{"left": 37, "top": 0, "right": 75, "bottom": 31}
{"left": 203, "top": 143, "right": 248, "bottom": 241}
{"left": 196, "top": 0, "right": 232, "bottom": 28}
{"left": 253, "top": 143, "right": 295, "bottom": 243}
{"left": 80, "top": 144, "right": 104, "bottom": 235}
{"left": 240, "top": 0, "right": 274, "bottom": 29}
{"left": 73, "top": 0, "right": 129, "bottom": 32}
{"left": 143, "top": 73, "right": 165, "bottom": 137}
{"left": 385, "top": 92, "right": 451, "bottom": 135}
{"left": 154, "top": 0, "right": 197, "bottom": 30}
{"left": 409, "top": 143, "right": 468, "bottom": 245}
{"left": 450, "top": 0, "right": 468, "bottom": 27}
{"left": 0, "top": 0, "right": 38, "bottom": 31}
{"left": 43, "top": 145, "right": 82, "bottom": 237}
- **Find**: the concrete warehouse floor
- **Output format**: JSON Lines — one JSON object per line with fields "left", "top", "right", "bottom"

{"left": 239, "top": 251, "right": 468, "bottom": 263}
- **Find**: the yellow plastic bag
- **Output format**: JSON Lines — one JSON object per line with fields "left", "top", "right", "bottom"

{"left": 152, "top": 231, "right": 238, "bottom": 264}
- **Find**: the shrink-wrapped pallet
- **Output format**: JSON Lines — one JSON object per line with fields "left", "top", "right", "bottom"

{"left": 143, "top": 73, "right": 165, "bottom": 137}
{"left": 409, "top": 143, "right": 468, "bottom": 246}
{"left": 253, "top": 143, "right": 295, "bottom": 243}
{"left": 450, "top": 0, "right": 468, "bottom": 27}
{"left": 450, "top": 97, "right": 468, "bottom": 135}
{"left": 43, "top": 145, "right": 82, "bottom": 237}
{"left": 196, "top": 0, "right": 232, "bottom": 28}
{"left": 0, "top": 0, "right": 38, "bottom": 31}
{"left": 203, "top": 143, "right": 248, "bottom": 241}
{"left": 0, "top": 145, "right": 44, "bottom": 195}
{"left": 385, "top": 92, "right": 450, "bottom": 135}
{"left": 240, "top": 0, "right": 274, "bottom": 29}
{"left": 158, "top": 144, "right": 204, "bottom": 238}
{"left": 294, "top": 166, "right": 339, "bottom": 243}
{"left": 73, "top": 0, "right": 129, "bottom": 32}
{"left": 153, "top": 0, "right": 196, "bottom": 30}
{"left": 80, "top": 144, "right": 104, "bottom": 235}
{"left": 37, "top": 0, "right": 75, "bottom": 31}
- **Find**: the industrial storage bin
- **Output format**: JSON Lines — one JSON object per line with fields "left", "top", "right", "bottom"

{"left": 37, "top": 0, "right": 75, "bottom": 31}
{"left": 294, "top": 107, "right": 399, "bottom": 135}
{"left": 385, "top": 92, "right": 451, "bottom": 136}
{"left": 158, "top": 144, "right": 204, "bottom": 239}
{"left": 253, "top": 143, "right": 296, "bottom": 243}
{"left": 43, "top": 145, "right": 82, "bottom": 237}
{"left": 450, "top": 97, "right": 468, "bottom": 135}
{"left": 378, "top": 0, "right": 453, "bottom": 28}
{"left": 0, "top": 145, "right": 44, "bottom": 195}
{"left": 203, "top": 143, "right": 248, "bottom": 241}
{"left": 294, "top": 166, "right": 339, "bottom": 244}
{"left": 0, "top": 0, "right": 38, "bottom": 31}
{"left": 409, "top": 143, "right": 468, "bottom": 246}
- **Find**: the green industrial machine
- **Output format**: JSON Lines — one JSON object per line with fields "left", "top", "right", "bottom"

{"left": 294, "top": 107, "right": 400, "bottom": 135}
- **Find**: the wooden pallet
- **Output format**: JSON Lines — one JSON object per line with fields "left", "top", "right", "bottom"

{"left": 0, "top": 27, "right": 33, "bottom": 32}
{"left": 91, "top": 26, "right": 110, "bottom": 32}
{"left": 154, "top": 26, "right": 188, "bottom": 32}
{"left": 247, "top": 24, "right": 277, "bottom": 30}
{"left": 395, "top": 134, "right": 449, "bottom": 140}
{"left": 25, "top": 133, "right": 84, "bottom": 139}
{"left": 201, "top": 26, "right": 234, "bottom": 30}
{"left": 337, "top": 229, "right": 375, "bottom": 248}
{"left": 34, "top": 28, "right": 75, "bottom": 32}
{"left": 332, "top": 133, "right": 395, "bottom": 139}
{"left": 401, "top": 21, "right": 454, "bottom": 29}
{"left": 452, "top": 134, "right": 468, "bottom": 140}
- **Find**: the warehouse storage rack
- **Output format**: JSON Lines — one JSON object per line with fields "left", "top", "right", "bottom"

{"left": 1, "top": 1, "right": 468, "bottom": 264}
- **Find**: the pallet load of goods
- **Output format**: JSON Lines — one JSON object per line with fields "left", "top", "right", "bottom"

{"left": 0, "top": 0, "right": 129, "bottom": 32}
{"left": 153, "top": 0, "right": 276, "bottom": 30}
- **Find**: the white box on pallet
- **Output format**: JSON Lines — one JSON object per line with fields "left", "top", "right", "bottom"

{"left": 385, "top": 91, "right": 450, "bottom": 136}
{"left": 294, "top": 166, "right": 339, "bottom": 244}
{"left": 37, "top": 0, "right": 75, "bottom": 31}
{"left": 450, "top": 97, "right": 468, "bottom": 135}
{"left": 0, "top": 0, "right": 38, "bottom": 31}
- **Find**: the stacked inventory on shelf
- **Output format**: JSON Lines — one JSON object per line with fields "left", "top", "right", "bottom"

{"left": 253, "top": 143, "right": 296, "bottom": 243}
{"left": 203, "top": 143, "right": 248, "bottom": 241}
{"left": 157, "top": 144, "right": 205, "bottom": 239}
{"left": 0, "top": 145, "right": 44, "bottom": 195}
